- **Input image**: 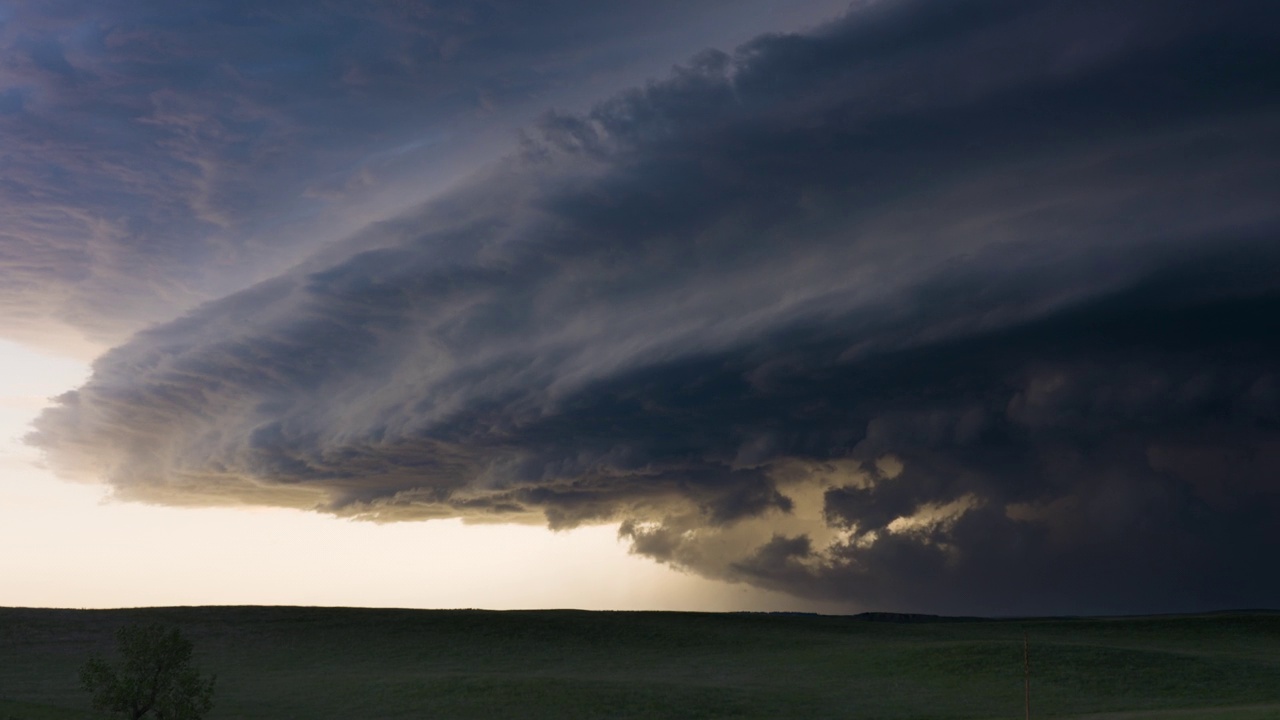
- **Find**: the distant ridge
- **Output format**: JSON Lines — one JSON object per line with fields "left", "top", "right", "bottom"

{"left": 2, "top": 606, "right": 1276, "bottom": 618}
{"left": 852, "top": 609, "right": 1280, "bottom": 622}
{"left": 852, "top": 612, "right": 984, "bottom": 623}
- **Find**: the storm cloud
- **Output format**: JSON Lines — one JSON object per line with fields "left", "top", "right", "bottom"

{"left": 28, "top": 0, "right": 1280, "bottom": 614}
{"left": 0, "top": 0, "right": 843, "bottom": 352}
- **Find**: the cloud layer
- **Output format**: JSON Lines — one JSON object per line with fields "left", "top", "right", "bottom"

{"left": 0, "top": 0, "right": 840, "bottom": 352}
{"left": 29, "top": 0, "right": 1280, "bottom": 614}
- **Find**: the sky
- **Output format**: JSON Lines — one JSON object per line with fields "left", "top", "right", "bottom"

{"left": 3, "top": 0, "right": 1279, "bottom": 616}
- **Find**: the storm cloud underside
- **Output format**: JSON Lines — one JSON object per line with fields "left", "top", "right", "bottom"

{"left": 29, "top": 0, "right": 1280, "bottom": 614}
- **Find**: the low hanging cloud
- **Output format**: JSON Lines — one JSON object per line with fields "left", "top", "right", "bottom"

{"left": 29, "top": 0, "right": 1280, "bottom": 614}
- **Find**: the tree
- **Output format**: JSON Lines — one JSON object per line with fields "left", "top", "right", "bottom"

{"left": 80, "top": 623, "right": 216, "bottom": 720}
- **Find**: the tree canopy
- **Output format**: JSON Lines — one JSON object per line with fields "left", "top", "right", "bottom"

{"left": 80, "top": 623, "right": 216, "bottom": 720}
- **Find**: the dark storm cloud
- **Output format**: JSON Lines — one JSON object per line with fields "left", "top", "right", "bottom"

{"left": 29, "top": 0, "right": 1280, "bottom": 614}
{"left": 0, "top": 0, "right": 833, "bottom": 351}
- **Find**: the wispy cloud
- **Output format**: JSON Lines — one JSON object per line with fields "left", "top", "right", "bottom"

{"left": 0, "top": 0, "right": 823, "bottom": 352}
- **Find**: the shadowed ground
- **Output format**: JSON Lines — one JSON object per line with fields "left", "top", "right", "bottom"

{"left": 1, "top": 607, "right": 1277, "bottom": 719}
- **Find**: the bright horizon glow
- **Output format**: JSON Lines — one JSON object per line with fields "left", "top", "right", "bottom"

{"left": 0, "top": 340, "right": 845, "bottom": 613}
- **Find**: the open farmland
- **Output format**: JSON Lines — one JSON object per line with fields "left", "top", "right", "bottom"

{"left": 2, "top": 607, "right": 1278, "bottom": 719}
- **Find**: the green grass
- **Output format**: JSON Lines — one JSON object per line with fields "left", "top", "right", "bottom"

{"left": 1, "top": 607, "right": 1277, "bottom": 719}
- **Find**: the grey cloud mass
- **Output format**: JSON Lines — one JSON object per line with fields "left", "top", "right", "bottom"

{"left": 0, "top": 0, "right": 840, "bottom": 352}
{"left": 27, "top": 0, "right": 1280, "bottom": 614}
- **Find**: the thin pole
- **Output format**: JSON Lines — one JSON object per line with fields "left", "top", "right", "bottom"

{"left": 1023, "top": 630, "right": 1031, "bottom": 720}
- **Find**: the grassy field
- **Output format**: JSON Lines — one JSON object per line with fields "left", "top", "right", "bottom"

{"left": 1, "top": 607, "right": 1277, "bottom": 719}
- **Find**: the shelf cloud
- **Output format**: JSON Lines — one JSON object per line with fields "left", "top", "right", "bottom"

{"left": 27, "top": 0, "right": 1280, "bottom": 614}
